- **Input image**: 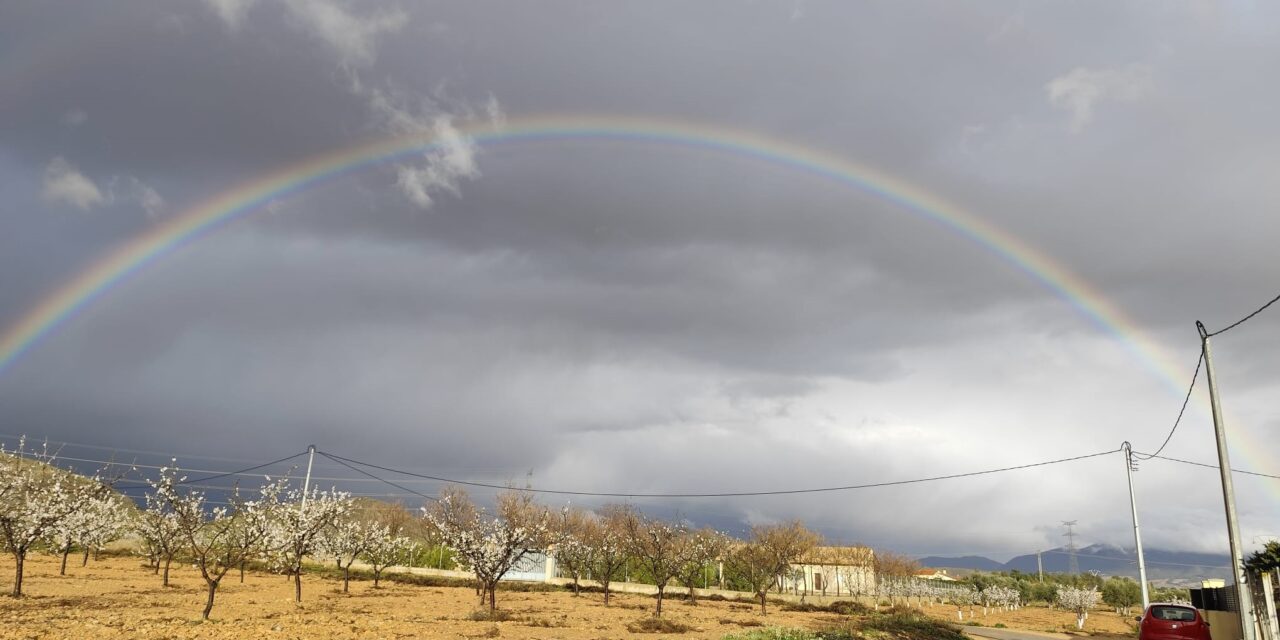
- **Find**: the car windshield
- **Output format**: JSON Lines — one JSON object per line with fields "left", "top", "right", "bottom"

{"left": 1152, "top": 606, "right": 1197, "bottom": 621}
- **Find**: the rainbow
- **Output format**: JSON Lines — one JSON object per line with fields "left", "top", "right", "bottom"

{"left": 0, "top": 114, "right": 1215, "bottom": 450}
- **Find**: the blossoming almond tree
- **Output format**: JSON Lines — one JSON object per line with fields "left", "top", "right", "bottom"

{"left": 319, "top": 518, "right": 383, "bottom": 593}
{"left": 424, "top": 487, "right": 551, "bottom": 612}
{"left": 0, "top": 439, "right": 117, "bottom": 597}
{"left": 152, "top": 465, "right": 280, "bottom": 620}
{"left": 1058, "top": 586, "right": 1101, "bottom": 629}
{"left": 723, "top": 521, "right": 821, "bottom": 615}
{"left": 136, "top": 489, "right": 185, "bottom": 586}
{"left": 265, "top": 483, "right": 352, "bottom": 603}
{"left": 46, "top": 492, "right": 128, "bottom": 575}
{"left": 675, "top": 528, "right": 730, "bottom": 604}
{"left": 588, "top": 505, "right": 629, "bottom": 606}
{"left": 360, "top": 529, "right": 415, "bottom": 588}
{"left": 551, "top": 507, "right": 598, "bottom": 596}
{"left": 620, "top": 508, "right": 691, "bottom": 617}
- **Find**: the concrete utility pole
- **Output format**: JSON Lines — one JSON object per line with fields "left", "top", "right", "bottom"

{"left": 301, "top": 444, "right": 316, "bottom": 508}
{"left": 1122, "top": 442, "right": 1151, "bottom": 610}
{"left": 1198, "top": 322, "right": 1255, "bottom": 640}
{"left": 1037, "top": 551, "right": 1044, "bottom": 582}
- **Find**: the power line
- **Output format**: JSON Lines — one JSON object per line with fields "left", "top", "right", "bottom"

{"left": 1206, "top": 291, "right": 1280, "bottom": 337}
{"left": 319, "top": 448, "right": 1120, "bottom": 498}
{"left": 317, "top": 451, "right": 438, "bottom": 503}
{"left": 1137, "top": 452, "right": 1280, "bottom": 480}
{"left": 0, "top": 432, "right": 277, "bottom": 466}
{"left": 1135, "top": 350, "right": 1203, "bottom": 461}
{"left": 182, "top": 450, "right": 310, "bottom": 484}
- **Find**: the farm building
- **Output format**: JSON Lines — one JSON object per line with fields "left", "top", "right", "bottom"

{"left": 782, "top": 546, "right": 876, "bottom": 596}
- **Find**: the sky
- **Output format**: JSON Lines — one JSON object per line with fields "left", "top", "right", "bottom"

{"left": 1, "top": 0, "right": 1279, "bottom": 566}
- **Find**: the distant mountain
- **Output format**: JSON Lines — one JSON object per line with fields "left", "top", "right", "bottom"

{"left": 1004, "top": 544, "right": 1231, "bottom": 581}
{"left": 918, "top": 544, "right": 1232, "bottom": 582}
{"left": 917, "top": 555, "right": 1005, "bottom": 571}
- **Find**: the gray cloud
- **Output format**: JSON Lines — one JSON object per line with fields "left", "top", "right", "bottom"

{"left": 2, "top": 0, "right": 1279, "bottom": 565}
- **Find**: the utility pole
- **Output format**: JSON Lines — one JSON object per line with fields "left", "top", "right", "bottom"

{"left": 1037, "top": 551, "right": 1044, "bottom": 582}
{"left": 301, "top": 444, "right": 316, "bottom": 508}
{"left": 1062, "top": 521, "right": 1080, "bottom": 575}
{"left": 1198, "top": 321, "right": 1255, "bottom": 640}
{"left": 1122, "top": 442, "right": 1151, "bottom": 609}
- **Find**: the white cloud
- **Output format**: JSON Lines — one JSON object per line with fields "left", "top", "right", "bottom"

{"left": 393, "top": 115, "right": 479, "bottom": 209}
{"left": 110, "top": 177, "right": 167, "bottom": 218}
{"left": 369, "top": 89, "right": 494, "bottom": 209}
{"left": 203, "top": 0, "right": 405, "bottom": 68}
{"left": 1046, "top": 63, "right": 1153, "bottom": 133}
{"left": 280, "top": 0, "right": 407, "bottom": 68}
{"left": 203, "top": 0, "right": 258, "bottom": 29}
{"left": 41, "top": 157, "right": 105, "bottom": 210}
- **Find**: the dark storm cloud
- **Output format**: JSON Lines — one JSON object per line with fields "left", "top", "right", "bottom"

{"left": 2, "top": 0, "right": 1279, "bottom": 560}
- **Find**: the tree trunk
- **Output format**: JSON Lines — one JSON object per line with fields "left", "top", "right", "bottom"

{"left": 81, "top": 549, "right": 89, "bottom": 567}
{"left": 60, "top": 548, "right": 70, "bottom": 576}
{"left": 572, "top": 578, "right": 580, "bottom": 596}
{"left": 153, "top": 558, "right": 160, "bottom": 575}
{"left": 655, "top": 585, "right": 665, "bottom": 616}
{"left": 488, "top": 582, "right": 497, "bottom": 611}
{"left": 202, "top": 580, "right": 219, "bottom": 620}
{"left": 163, "top": 555, "right": 173, "bottom": 587}
{"left": 759, "top": 591, "right": 767, "bottom": 615}
{"left": 12, "top": 550, "right": 25, "bottom": 597}
{"left": 294, "top": 569, "right": 303, "bottom": 603}
{"left": 603, "top": 582, "right": 611, "bottom": 606}
{"left": 343, "top": 566, "right": 350, "bottom": 593}
{"left": 373, "top": 569, "right": 382, "bottom": 588}
{"left": 239, "top": 560, "right": 245, "bottom": 584}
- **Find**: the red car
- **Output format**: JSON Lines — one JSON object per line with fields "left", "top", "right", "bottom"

{"left": 1138, "top": 603, "right": 1212, "bottom": 640}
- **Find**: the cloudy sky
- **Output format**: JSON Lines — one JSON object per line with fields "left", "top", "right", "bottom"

{"left": 2, "top": 1, "right": 1279, "bottom": 565}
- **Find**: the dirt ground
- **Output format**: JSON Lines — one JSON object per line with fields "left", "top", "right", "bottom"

{"left": 0, "top": 555, "right": 1139, "bottom": 639}
{"left": 0, "top": 555, "right": 841, "bottom": 639}
{"left": 913, "top": 602, "right": 1137, "bottom": 635}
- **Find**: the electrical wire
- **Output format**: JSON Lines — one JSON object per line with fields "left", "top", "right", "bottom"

{"left": 319, "top": 448, "right": 1121, "bottom": 498}
{"left": 317, "top": 451, "right": 438, "bottom": 503}
{"left": 1136, "top": 452, "right": 1280, "bottom": 480}
{"left": 1135, "top": 350, "right": 1203, "bottom": 461}
{"left": 1205, "top": 291, "right": 1280, "bottom": 337}
{"left": 180, "top": 451, "right": 309, "bottom": 484}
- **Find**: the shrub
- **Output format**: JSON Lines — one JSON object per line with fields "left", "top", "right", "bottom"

{"left": 721, "top": 628, "right": 821, "bottom": 640}
{"left": 863, "top": 612, "right": 967, "bottom": 640}
{"left": 627, "top": 617, "right": 693, "bottom": 634}
{"left": 780, "top": 600, "right": 870, "bottom": 615}
{"left": 467, "top": 609, "right": 514, "bottom": 622}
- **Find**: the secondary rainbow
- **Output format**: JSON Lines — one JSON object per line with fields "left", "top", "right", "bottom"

{"left": 0, "top": 114, "right": 1203, "bottom": 435}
